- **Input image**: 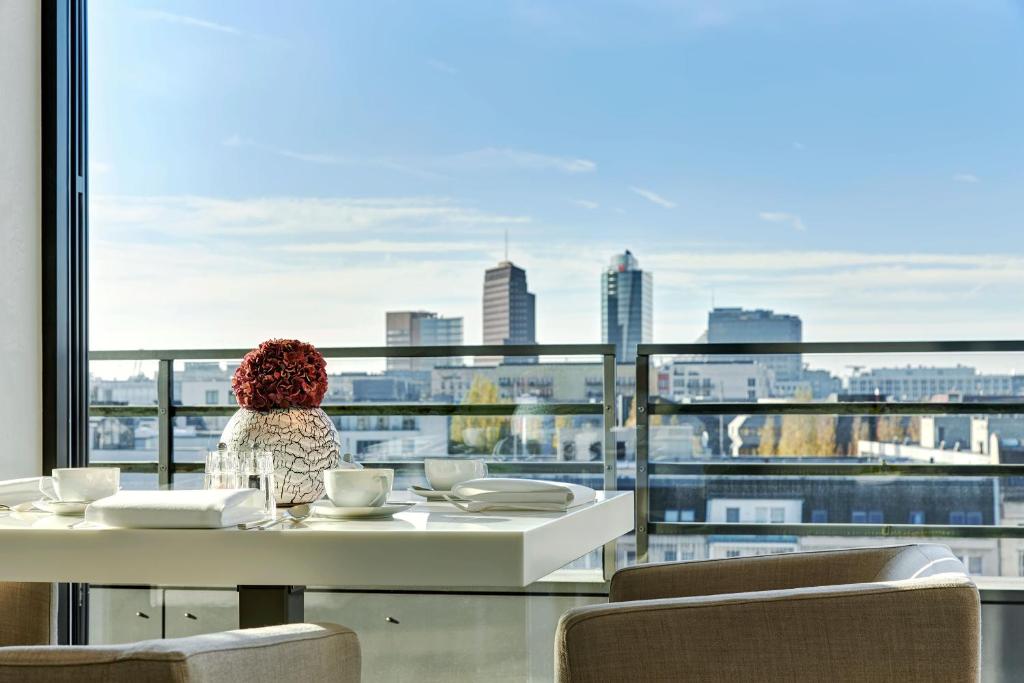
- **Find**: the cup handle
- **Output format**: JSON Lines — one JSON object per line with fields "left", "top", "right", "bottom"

{"left": 369, "top": 475, "right": 388, "bottom": 507}
{"left": 38, "top": 477, "right": 57, "bottom": 501}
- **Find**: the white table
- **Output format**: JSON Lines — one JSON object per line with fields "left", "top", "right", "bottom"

{"left": 0, "top": 492, "right": 633, "bottom": 627}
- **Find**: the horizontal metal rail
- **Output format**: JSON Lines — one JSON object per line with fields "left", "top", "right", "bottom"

{"left": 89, "top": 403, "right": 603, "bottom": 418}
{"left": 88, "top": 460, "right": 607, "bottom": 476}
{"left": 651, "top": 401, "right": 1024, "bottom": 416}
{"left": 89, "top": 344, "right": 614, "bottom": 362}
{"left": 650, "top": 521, "right": 1024, "bottom": 539}
{"left": 648, "top": 462, "right": 1024, "bottom": 477}
{"left": 639, "top": 340, "right": 1024, "bottom": 356}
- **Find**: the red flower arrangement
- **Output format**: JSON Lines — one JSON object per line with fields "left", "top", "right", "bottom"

{"left": 232, "top": 339, "right": 328, "bottom": 411}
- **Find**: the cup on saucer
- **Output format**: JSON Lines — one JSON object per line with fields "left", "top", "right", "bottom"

{"left": 424, "top": 458, "right": 487, "bottom": 492}
{"left": 40, "top": 467, "right": 120, "bottom": 503}
{"left": 324, "top": 468, "right": 394, "bottom": 508}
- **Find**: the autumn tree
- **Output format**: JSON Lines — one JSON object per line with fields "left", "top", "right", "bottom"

{"left": 449, "top": 376, "right": 508, "bottom": 454}
{"left": 758, "top": 417, "right": 778, "bottom": 456}
{"left": 877, "top": 416, "right": 921, "bottom": 444}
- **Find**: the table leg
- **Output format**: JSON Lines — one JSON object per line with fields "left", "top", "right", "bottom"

{"left": 237, "top": 585, "right": 305, "bottom": 628}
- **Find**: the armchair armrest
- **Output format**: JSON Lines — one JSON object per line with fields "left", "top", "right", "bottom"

{"left": 558, "top": 575, "right": 980, "bottom": 683}
{"left": 0, "top": 622, "right": 360, "bottom": 683}
{"left": 610, "top": 544, "right": 954, "bottom": 602}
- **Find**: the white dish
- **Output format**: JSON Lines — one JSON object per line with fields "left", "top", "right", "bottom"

{"left": 407, "top": 486, "right": 462, "bottom": 501}
{"left": 34, "top": 499, "right": 89, "bottom": 515}
{"left": 310, "top": 501, "right": 415, "bottom": 520}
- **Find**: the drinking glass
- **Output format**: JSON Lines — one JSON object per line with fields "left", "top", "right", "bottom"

{"left": 204, "top": 449, "right": 276, "bottom": 515}
{"left": 238, "top": 450, "right": 276, "bottom": 516}
{"left": 203, "top": 450, "right": 239, "bottom": 490}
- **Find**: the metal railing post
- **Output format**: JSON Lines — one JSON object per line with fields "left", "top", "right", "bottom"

{"left": 635, "top": 351, "right": 650, "bottom": 564}
{"left": 157, "top": 359, "right": 173, "bottom": 488}
{"left": 601, "top": 352, "right": 618, "bottom": 580}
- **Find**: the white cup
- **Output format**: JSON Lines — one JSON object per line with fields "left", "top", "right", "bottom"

{"left": 40, "top": 467, "right": 120, "bottom": 502}
{"left": 324, "top": 468, "right": 393, "bottom": 508}
{"left": 424, "top": 458, "right": 488, "bottom": 492}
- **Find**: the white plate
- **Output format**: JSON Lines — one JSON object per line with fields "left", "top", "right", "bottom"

{"left": 33, "top": 499, "right": 90, "bottom": 515}
{"left": 310, "top": 501, "right": 415, "bottom": 520}
{"left": 407, "top": 487, "right": 461, "bottom": 501}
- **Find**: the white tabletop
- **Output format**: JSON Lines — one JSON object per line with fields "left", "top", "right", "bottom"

{"left": 0, "top": 492, "right": 633, "bottom": 588}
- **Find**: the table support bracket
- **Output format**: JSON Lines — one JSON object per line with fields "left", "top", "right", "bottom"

{"left": 237, "top": 585, "right": 305, "bottom": 628}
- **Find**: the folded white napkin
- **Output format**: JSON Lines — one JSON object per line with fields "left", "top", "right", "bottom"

{"left": 0, "top": 477, "right": 51, "bottom": 507}
{"left": 450, "top": 478, "right": 596, "bottom": 512}
{"left": 84, "top": 489, "right": 264, "bottom": 528}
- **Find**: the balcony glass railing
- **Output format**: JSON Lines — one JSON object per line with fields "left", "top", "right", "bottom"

{"left": 89, "top": 340, "right": 1024, "bottom": 580}
{"left": 88, "top": 344, "right": 620, "bottom": 577}
{"left": 635, "top": 340, "right": 1024, "bottom": 579}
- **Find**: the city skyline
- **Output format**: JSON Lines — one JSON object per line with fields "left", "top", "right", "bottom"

{"left": 87, "top": 1, "right": 1024, "bottom": 361}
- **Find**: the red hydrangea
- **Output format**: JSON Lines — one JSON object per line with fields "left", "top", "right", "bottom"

{"left": 232, "top": 339, "right": 328, "bottom": 410}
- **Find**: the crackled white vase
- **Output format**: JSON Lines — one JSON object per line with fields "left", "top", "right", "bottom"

{"left": 220, "top": 407, "right": 340, "bottom": 505}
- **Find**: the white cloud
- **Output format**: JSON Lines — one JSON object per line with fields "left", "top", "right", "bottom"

{"left": 221, "top": 135, "right": 444, "bottom": 180}
{"left": 280, "top": 240, "right": 487, "bottom": 254}
{"left": 447, "top": 148, "right": 597, "bottom": 174}
{"left": 88, "top": 194, "right": 1024, "bottom": 360}
{"left": 792, "top": 141, "right": 806, "bottom": 151}
{"left": 570, "top": 199, "right": 599, "bottom": 210}
{"left": 91, "top": 194, "right": 530, "bottom": 238}
{"left": 137, "top": 9, "right": 241, "bottom": 35}
{"left": 759, "top": 211, "right": 806, "bottom": 231}
{"left": 630, "top": 187, "right": 676, "bottom": 208}
{"left": 953, "top": 173, "right": 981, "bottom": 184}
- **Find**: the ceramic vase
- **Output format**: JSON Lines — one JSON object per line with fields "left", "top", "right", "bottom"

{"left": 220, "top": 407, "right": 339, "bottom": 504}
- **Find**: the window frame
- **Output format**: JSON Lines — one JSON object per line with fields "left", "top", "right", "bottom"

{"left": 42, "top": 0, "right": 90, "bottom": 645}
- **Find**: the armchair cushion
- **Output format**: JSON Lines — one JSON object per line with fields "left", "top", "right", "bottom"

{"left": 0, "top": 622, "right": 360, "bottom": 683}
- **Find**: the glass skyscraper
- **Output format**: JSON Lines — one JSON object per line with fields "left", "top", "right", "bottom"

{"left": 482, "top": 261, "right": 536, "bottom": 365}
{"left": 602, "top": 251, "right": 653, "bottom": 363}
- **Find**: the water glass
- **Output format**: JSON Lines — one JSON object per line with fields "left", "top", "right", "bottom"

{"left": 204, "top": 450, "right": 239, "bottom": 490}
{"left": 239, "top": 451, "right": 276, "bottom": 516}
{"left": 204, "top": 449, "right": 276, "bottom": 516}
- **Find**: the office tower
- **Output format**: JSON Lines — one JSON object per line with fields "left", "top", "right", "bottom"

{"left": 706, "top": 307, "right": 802, "bottom": 382}
{"left": 601, "top": 250, "right": 653, "bottom": 363}
{"left": 386, "top": 311, "right": 464, "bottom": 371}
{"left": 481, "top": 261, "right": 536, "bottom": 365}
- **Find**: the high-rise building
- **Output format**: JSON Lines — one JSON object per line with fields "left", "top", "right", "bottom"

{"left": 481, "top": 261, "right": 536, "bottom": 365}
{"left": 706, "top": 307, "right": 802, "bottom": 382}
{"left": 601, "top": 250, "right": 653, "bottom": 363}
{"left": 386, "top": 311, "right": 464, "bottom": 371}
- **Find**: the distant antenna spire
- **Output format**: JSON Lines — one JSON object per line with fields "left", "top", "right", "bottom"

{"left": 504, "top": 228, "right": 509, "bottom": 262}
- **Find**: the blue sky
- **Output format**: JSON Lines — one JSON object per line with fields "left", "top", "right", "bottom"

{"left": 88, "top": 0, "right": 1024, "bottom": 365}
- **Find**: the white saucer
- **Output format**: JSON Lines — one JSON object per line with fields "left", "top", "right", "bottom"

{"left": 310, "top": 500, "right": 415, "bottom": 520}
{"left": 34, "top": 499, "right": 90, "bottom": 515}
{"left": 407, "top": 487, "right": 460, "bottom": 501}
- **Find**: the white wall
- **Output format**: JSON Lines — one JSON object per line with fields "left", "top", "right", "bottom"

{"left": 0, "top": 1, "right": 42, "bottom": 479}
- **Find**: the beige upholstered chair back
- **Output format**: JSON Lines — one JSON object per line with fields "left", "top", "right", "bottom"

{"left": 559, "top": 544, "right": 981, "bottom": 683}
{"left": 0, "top": 583, "right": 56, "bottom": 647}
{"left": 609, "top": 543, "right": 966, "bottom": 602}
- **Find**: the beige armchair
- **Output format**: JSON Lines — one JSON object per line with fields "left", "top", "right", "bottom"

{"left": 556, "top": 544, "right": 980, "bottom": 682}
{"left": 0, "top": 583, "right": 360, "bottom": 683}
